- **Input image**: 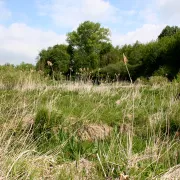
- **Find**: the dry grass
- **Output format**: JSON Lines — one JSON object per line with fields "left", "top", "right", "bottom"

{"left": 0, "top": 70, "right": 179, "bottom": 179}
{"left": 77, "top": 124, "right": 112, "bottom": 141}
{"left": 58, "top": 158, "right": 95, "bottom": 180}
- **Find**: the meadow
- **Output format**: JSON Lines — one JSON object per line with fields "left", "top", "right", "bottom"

{"left": 0, "top": 66, "right": 179, "bottom": 179}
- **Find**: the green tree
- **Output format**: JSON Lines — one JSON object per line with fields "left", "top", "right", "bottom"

{"left": 66, "top": 21, "right": 111, "bottom": 70}
{"left": 99, "top": 43, "right": 119, "bottom": 67}
{"left": 158, "top": 25, "right": 180, "bottom": 40}
{"left": 36, "top": 44, "right": 70, "bottom": 79}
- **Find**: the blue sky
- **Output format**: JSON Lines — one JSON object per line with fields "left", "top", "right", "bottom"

{"left": 0, "top": 0, "right": 180, "bottom": 65}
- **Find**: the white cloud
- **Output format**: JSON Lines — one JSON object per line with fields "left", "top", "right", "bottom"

{"left": 0, "top": 0, "right": 11, "bottom": 21}
{"left": 0, "top": 23, "right": 166, "bottom": 65}
{"left": 132, "top": 0, "right": 180, "bottom": 26}
{"left": 139, "top": 8, "right": 158, "bottom": 24}
{"left": 111, "top": 24, "right": 165, "bottom": 46}
{"left": 37, "top": 0, "right": 118, "bottom": 27}
{"left": 0, "top": 23, "right": 66, "bottom": 65}
{"left": 1, "top": 0, "right": 179, "bottom": 65}
{"left": 156, "top": 0, "right": 180, "bottom": 25}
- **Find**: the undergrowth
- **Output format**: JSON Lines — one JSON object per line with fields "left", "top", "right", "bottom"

{"left": 0, "top": 67, "right": 179, "bottom": 179}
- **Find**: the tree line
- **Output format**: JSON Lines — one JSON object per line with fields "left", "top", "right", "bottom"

{"left": 36, "top": 21, "right": 180, "bottom": 82}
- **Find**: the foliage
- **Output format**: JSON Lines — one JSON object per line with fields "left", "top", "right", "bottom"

{"left": 34, "top": 107, "right": 64, "bottom": 143}
{"left": 158, "top": 25, "right": 180, "bottom": 39}
{"left": 0, "top": 66, "right": 18, "bottom": 89}
{"left": 0, "top": 65, "right": 49, "bottom": 90}
{"left": 153, "top": 66, "right": 174, "bottom": 77}
{"left": 35, "top": 23, "right": 180, "bottom": 81}
{"left": 66, "top": 21, "right": 111, "bottom": 70}
{"left": 174, "top": 72, "right": 180, "bottom": 83}
{"left": 2, "top": 22, "right": 180, "bottom": 180}
{"left": 16, "top": 62, "right": 35, "bottom": 71}
{"left": 149, "top": 76, "right": 169, "bottom": 85}
{"left": 36, "top": 44, "right": 71, "bottom": 78}
{"left": 99, "top": 62, "right": 127, "bottom": 80}
{"left": 66, "top": 21, "right": 110, "bottom": 52}
{"left": 1, "top": 69, "right": 180, "bottom": 179}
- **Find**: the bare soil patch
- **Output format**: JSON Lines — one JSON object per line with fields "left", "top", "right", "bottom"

{"left": 160, "top": 164, "right": 180, "bottom": 180}
{"left": 78, "top": 124, "right": 112, "bottom": 141}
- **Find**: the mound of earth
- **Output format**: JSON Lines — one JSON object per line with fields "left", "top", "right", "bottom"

{"left": 78, "top": 124, "right": 112, "bottom": 141}
{"left": 160, "top": 164, "right": 180, "bottom": 180}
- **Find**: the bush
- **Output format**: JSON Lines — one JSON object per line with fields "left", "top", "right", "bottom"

{"left": 99, "top": 62, "right": 127, "bottom": 81}
{"left": 54, "top": 71, "right": 65, "bottom": 81}
{"left": 173, "top": 72, "right": 180, "bottom": 83}
{"left": 33, "top": 107, "right": 64, "bottom": 142}
{"left": 153, "top": 66, "right": 176, "bottom": 80}
{"left": 16, "top": 62, "right": 35, "bottom": 71}
{"left": 135, "top": 76, "right": 149, "bottom": 85}
{"left": 1, "top": 74, "right": 17, "bottom": 89}
{"left": 149, "top": 76, "right": 168, "bottom": 85}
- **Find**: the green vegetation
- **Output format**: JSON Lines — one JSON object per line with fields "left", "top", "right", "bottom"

{"left": 0, "top": 66, "right": 179, "bottom": 179}
{"left": 1, "top": 21, "right": 180, "bottom": 179}
{"left": 35, "top": 23, "right": 180, "bottom": 81}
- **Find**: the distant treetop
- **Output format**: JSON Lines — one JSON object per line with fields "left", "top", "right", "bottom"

{"left": 158, "top": 25, "right": 180, "bottom": 40}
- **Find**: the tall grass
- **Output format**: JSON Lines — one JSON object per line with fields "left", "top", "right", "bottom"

{"left": 0, "top": 67, "right": 179, "bottom": 179}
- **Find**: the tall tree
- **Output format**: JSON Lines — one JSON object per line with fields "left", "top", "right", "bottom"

{"left": 158, "top": 25, "right": 180, "bottom": 39}
{"left": 66, "top": 21, "right": 111, "bottom": 70}
{"left": 36, "top": 44, "right": 70, "bottom": 79}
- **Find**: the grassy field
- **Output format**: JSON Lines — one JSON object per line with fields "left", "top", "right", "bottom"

{"left": 0, "top": 67, "right": 179, "bottom": 179}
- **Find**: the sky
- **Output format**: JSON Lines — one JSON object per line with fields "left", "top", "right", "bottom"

{"left": 0, "top": 0, "right": 180, "bottom": 65}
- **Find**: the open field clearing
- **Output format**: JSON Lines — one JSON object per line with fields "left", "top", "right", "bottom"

{"left": 0, "top": 68, "right": 179, "bottom": 180}
{"left": 1, "top": 0, "right": 180, "bottom": 179}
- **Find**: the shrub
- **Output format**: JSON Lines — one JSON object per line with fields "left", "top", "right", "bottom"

{"left": 33, "top": 107, "right": 64, "bottom": 142}
{"left": 173, "top": 72, "right": 180, "bottom": 83}
{"left": 1, "top": 74, "right": 17, "bottom": 89}
{"left": 149, "top": 76, "right": 168, "bottom": 85}
{"left": 54, "top": 71, "right": 65, "bottom": 81}
{"left": 153, "top": 66, "right": 172, "bottom": 77}
{"left": 16, "top": 62, "right": 35, "bottom": 71}
{"left": 135, "top": 76, "right": 149, "bottom": 85}
{"left": 99, "top": 62, "right": 127, "bottom": 81}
